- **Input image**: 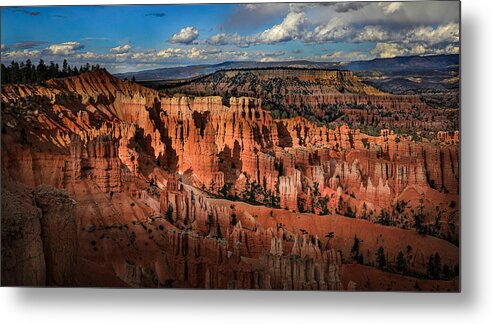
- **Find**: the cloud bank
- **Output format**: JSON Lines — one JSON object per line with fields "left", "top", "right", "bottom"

{"left": 1, "top": 2, "right": 460, "bottom": 72}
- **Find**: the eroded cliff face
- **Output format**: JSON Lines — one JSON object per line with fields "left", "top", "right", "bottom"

{"left": 1, "top": 181, "right": 77, "bottom": 286}
{"left": 163, "top": 68, "right": 459, "bottom": 132}
{"left": 1, "top": 183, "right": 46, "bottom": 286}
{"left": 1, "top": 70, "right": 459, "bottom": 290}
{"left": 34, "top": 185, "right": 77, "bottom": 286}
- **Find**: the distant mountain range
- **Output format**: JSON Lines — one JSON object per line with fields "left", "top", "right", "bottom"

{"left": 341, "top": 54, "right": 459, "bottom": 72}
{"left": 115, "top": 54, "right": 459, "bottom": 81}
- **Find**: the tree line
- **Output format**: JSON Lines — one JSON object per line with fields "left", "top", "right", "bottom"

{"left": 1, "top": 59, "right": 102, "bottom": 85}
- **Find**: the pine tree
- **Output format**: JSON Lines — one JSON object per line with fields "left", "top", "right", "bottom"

{"left": 376, "top": 246, "right": 387, "bottom": 269}
{"left": 10, "top": 61, "right": 20, "bottom": 83}
{"left": 442, "top": 264, "right": 451, "bottom": 279}
{"left": 48, "top": 61, "right": 57, "bottom": 79}
{"left": 30, "top": 64, "right": 36, "bottom": 83}
{"left": 19, "top": 61, "right": 26, "bottom": 83}
{"left": 351, "top": 235, "right": 362, "bottom": 263}
{"left": 377, "top": 209, "right": 391, "bottom": 226}
{"left": 1, "top": 63, "right": 9, "bottom": 83}
{"left": 396, "top": 251, "right": 407, "bottom": 273}
{"left": 2, "top": 60, "right": 96, "bottom": 84}
{"left": 36, "top": 59, "right": 46, "bottom": 83}
{"left": 427, "top": 252, "right": 441, "bottom": 279}
{"left": 62, "top": 59, "right": 68, "bottom": 76}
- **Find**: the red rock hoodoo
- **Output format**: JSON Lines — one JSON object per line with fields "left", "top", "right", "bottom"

{"left": 1, "top": 69, "right": 459, "bottom": 291}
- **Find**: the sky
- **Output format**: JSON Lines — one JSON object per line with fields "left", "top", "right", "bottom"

{"left": 1, "top": 2, "right": 460, "bottom": 73}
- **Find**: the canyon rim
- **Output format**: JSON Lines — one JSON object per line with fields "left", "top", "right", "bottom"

{"left": 0, "top": 2, "right": 460, "bottom": 291}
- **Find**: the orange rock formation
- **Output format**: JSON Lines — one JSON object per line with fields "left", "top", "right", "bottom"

{"left": 1, "top": 70, "right": 459, "bottom": 290}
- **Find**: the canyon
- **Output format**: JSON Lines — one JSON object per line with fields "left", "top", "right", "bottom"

{"left": 156, "top": 68, "right": 459, "bottom": 133}
{"left": 1, "top": 68, "right": 459, "bottom": 291}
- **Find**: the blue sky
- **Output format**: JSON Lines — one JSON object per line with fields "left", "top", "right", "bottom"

{"left": 1, "top": 2, "right": 460, "bottom": 73}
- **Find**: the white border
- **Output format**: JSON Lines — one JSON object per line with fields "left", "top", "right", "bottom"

{"left": 2, "top": 1, "right": 492, "bottom": 323}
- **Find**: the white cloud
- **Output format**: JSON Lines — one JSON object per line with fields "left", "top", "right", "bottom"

{"left": 2, "top": 49, "right": 41, "bottom": 60}
{"left": 306, "top": 17, "right": 354, "bottom": 43}
{"left": 226, "top": 3, "right": 290, "bottom": 30}
{"left": 188, "top": 47, "right": 205, "bottom": 59}
{"left": 46, "top": 42, "right": 84, "bottom": 55}
{"left": 0, "top": 2, "right": 461, "bottom": 73}
{"left": 371, "top": 43, "right": 403, "bottom": 58}
{"left": 404, "top": 22, "right": 459, "bottom": 45}
{"left": 370, "top": 41, "right": 455, "bottom": 59}
{"left": 443, "top": 44, "right": 460, "bottom": 54}
{"left": 256, "top": 11, "right": 307, "bottom": 43}
{"left": 207, "top": 10, "right": 307, "bottom": 46}
{"left": 205, "top": 3, "right": 459, "bottom": 53}
{"left": 355, "top": 26, "right": 390, "bottom": 42}
{"left": 332, "top": 3, "right": 367, "bottom": 13}
{"left": 124, "top": 47, "right": 223, "bottom": 62}
{"left": 257, "top": 50, "right": 285, "bottom": 61}
{"left": 110, "top": 44, "right": 132, "bottom": 54}
{"left": 169, "top": 26, "right": 199, "bottom": 44}
{"left": 318, "top": 51, "right": 367, "bottom": 62}
{"left": 354, "top": 23, "right": 459, "bottom": 45}
{"left": 206, "top": 33, "right": 248, "bottom": 46}
{"left": 379, "top": 2, "right": 403, "bottom": 15}
{"left": 156, "top": 48, "right": 186, "bottom": 58}
{"left": 364, "top": 21, "right": 460, "bottom": 58}
{"left": 345, "top": 51, "right": 369, "bottom": 60}
{"left": 73, "top": 51, "right": 101, "bottom": 60}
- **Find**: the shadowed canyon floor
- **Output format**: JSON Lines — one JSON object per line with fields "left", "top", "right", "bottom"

{"left": 1, "top": 69, "right": 459, "bottom": 291}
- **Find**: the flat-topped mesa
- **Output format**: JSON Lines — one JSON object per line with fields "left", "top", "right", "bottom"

{"left": 221, "top": 68, "right": 386, "bottom": 95}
